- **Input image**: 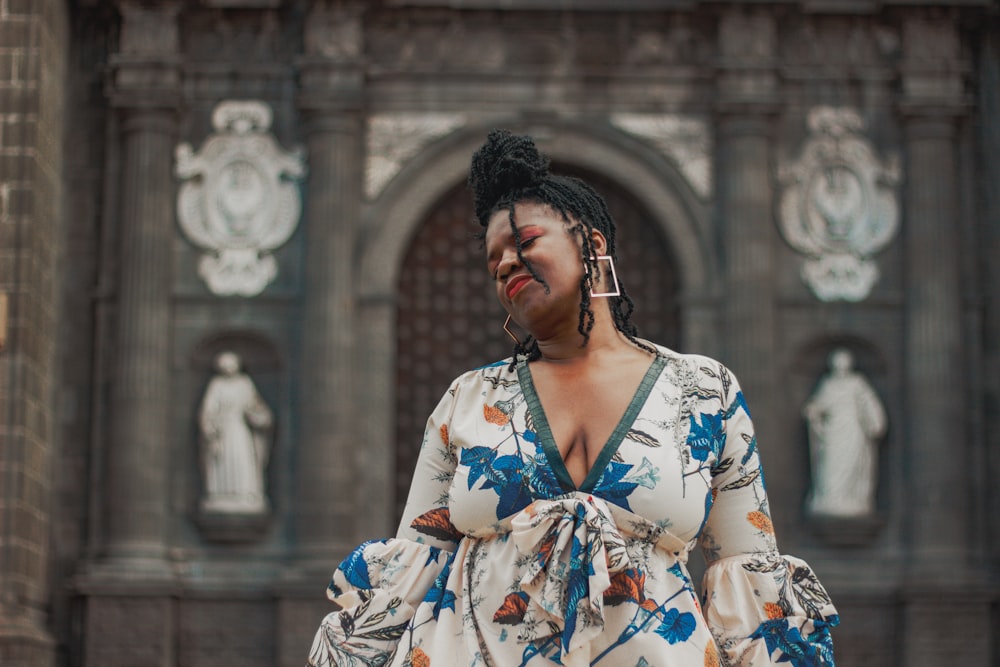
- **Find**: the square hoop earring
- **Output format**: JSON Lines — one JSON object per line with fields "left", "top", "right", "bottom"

{"left": 589, "top": 255, "right": 621, "bottom": 298}
{"left": 503, "top": 314, "right": 521, "bottom": 344}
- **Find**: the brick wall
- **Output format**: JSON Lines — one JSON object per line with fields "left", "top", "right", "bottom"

{"left": 0, "top": 0, "right": 66, "bottom": 664}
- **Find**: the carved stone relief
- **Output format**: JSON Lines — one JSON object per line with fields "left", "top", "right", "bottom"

{"left": 365, "top": 113, "right": 466, "bottom": 200}
{"left": 304, "top": 1, "right": 363, "bottom": 61}
{"left": 610, "top": 114, "right": 712, "bottom": 199}
{"left": 778, "top": 107, "right": 900, "bottom": 302}
{"left": 176, "top": 100, "right": 306, "bottom": 296}
{"left": 118, "top": 1, "right": 180, "bottom": 56}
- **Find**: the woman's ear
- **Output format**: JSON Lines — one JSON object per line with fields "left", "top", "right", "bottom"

{"left": 590, "top": 228, "right": 609, "bottom": 255}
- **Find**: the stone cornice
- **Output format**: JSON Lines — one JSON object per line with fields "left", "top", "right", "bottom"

{"left": 383, "top": 0, "right": 989, "bottom": 9}
{"left": 296, "top": 57, "right": 365, "bottom": 113}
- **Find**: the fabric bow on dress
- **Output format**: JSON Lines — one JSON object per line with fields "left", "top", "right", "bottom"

{"left": 509, "top": 495, "right": 634, "bottom": 665}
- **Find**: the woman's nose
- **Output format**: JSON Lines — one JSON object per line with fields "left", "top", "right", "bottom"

{"left": 496, "top": 248, "right": 520, "bottom": 280}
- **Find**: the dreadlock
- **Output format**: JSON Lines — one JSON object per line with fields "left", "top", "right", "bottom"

{"left": 467, "top": 129, "right": 656, "bottom": 364}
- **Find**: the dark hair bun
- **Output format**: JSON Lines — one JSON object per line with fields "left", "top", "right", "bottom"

{"left": 468, "top": 129, "right": 550, "bottom": 225}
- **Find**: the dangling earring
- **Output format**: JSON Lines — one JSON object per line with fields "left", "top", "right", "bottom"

{"left": 589, "top": 255, "right": 621, "bottom": 298}
{"left": 503, "top": 315, "right": 521, "bottom": 344}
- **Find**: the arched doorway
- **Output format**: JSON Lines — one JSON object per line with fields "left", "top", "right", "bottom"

{"left": 393, "top": 168, "right": 680, "bottom": 519}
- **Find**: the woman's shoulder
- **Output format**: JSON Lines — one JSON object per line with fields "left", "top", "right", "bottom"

{"left": 645, "top": 341, "right": 742, "bottom": 394}
{"left": 646, "top": 341, "right": 730, "bottom": 373}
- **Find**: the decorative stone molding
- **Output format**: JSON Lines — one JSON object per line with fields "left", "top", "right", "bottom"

{"left": 610, "top": 114, "right": 712, "bottom": 199}
{"left": 365, "top": 113, "right": 466, "bottom": 200}
{"left": 304, "top": 2, "right": 364, "bottom": 61}
{"left": 117, "top": 1, "right": 180, "bottom": 56}
{"left": 175, "top": 101, "right": 306, "bottom": 296}
{"left": 778, "top": 107, "right": 900, "bottom": 302}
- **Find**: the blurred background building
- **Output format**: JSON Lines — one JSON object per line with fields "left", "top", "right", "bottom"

{"left": 1, "top": 0, "right": 998, "bottom": 665}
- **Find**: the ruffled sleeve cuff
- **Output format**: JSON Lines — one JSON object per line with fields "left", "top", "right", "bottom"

{"left": 701, "top": 553, "right": 839, "bottom": 667}
{"left": 306, "top": 538, "right": 453, "bottom": 667}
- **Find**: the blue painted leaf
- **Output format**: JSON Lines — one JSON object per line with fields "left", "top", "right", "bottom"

{"left": 461, "top": 446, "right": 498, "bottom": 490}
{"left": 750, "top": 619, "right": 820, "bottom": 667}
{"left": 336, "top": 539, "right": 383, "bottom": 590}
{"left": 687, "top": 412, "right": 725, "bottom": 462}
{"left": 592, "top": 461, "right": 639, "bottom": 510}
{"left": 496, "top": 473, "right": 533, "bottom": 518}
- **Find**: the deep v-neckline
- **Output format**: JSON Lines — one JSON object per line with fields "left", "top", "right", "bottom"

{"left": 516, "top": 354, "right": 666, "bottom": 493}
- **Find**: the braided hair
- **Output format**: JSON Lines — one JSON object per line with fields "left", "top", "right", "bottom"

{"left": 467, "top": 129, "right": 654, "bottom": 363}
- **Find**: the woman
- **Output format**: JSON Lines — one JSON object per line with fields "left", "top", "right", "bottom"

{"left": 307, "top": 130, "right": 838, "bottom": 666}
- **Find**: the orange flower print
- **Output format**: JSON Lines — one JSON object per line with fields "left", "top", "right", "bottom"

{"left": 747, "top": 510, "right": 774, "bottom": 535}
{"left": 764, "top": 602, "right": 785, "bottom": 619}
{"left": 439, "top": 424, "right": 449, "bottom": 445}
{"left": 483, "top": 403, "right": 510, "bottom": 426}
{"left": 704, "top": 641, "right": 720, "bottom": 667}
{"left": 409, "top": 647, "right": 431, "bottom": 667}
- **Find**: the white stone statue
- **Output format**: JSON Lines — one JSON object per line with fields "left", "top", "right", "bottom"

{"left": 199, "top": 351, "right": 273, "bottom": 514}
{"left": 803, "top": 348, "right": 887, "bottom": 518}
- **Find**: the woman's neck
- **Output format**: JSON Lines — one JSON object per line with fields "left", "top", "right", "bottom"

{"left": 532, "top": 304, "right": 646, "bottom": 364}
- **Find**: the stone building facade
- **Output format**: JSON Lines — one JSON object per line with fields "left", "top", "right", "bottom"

{"left": 1, "top": 0, "right": 998, "bottom": 665}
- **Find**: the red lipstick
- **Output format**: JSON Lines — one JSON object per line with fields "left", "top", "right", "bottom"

{"left": 506, "top": 275, "right": 532, "bottom": 300}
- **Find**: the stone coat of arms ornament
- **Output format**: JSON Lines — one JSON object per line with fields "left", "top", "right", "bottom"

{"left": 778, "top": 107, "right": 901, "bottom": 302}
{"left": 176, "top": 100, "right": 306, "bottom": 296}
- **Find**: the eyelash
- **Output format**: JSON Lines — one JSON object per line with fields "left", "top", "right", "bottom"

{"left": 490, "top": 237, "right": 538, "bottom": 280}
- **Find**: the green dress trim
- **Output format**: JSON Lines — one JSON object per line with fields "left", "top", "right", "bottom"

{"left": 516, "top": 353, "right": 667, "bottom": 493}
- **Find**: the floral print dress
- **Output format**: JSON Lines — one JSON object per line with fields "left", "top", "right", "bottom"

{"left": 307, "top": 346, "right": 839, "bottom": 667}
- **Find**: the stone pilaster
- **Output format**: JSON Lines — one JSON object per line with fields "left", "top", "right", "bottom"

{"left": 897, "top": 14, "right": 970, "bottom": 577}
{"left": 103, "top": 107, "right": 178, "bottom": 564}
{"left": 293, "top": 2, "right": 365, "bottom": 567}
{"left": 99, "top": 0, "right": 181, "bottom": 572}
{"left": 713, "top": 8, "right": 784, "bottom": 522}
{"left": 278, "top": 8, "right": 367, "bottom": 666}
{"left": 897, "top": 13, "right": 991, "bottom": 667}
{"left": 77, "top": 3, "right": 181, "bottom": 664}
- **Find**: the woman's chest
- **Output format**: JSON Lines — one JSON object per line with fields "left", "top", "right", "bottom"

{"left": 446, "top": 378, "right": 718, "bottom": 541}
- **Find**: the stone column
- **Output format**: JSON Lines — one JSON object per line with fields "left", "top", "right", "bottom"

{"left": 104, "top": 108, "right": 178, "bottom": 564}
{"left": 79, "top": 2, "right": 180, "bottom": 665}
{"left": 293, "top": 113, "right": 363, "bottom": 564}
{"left": 100, "top": 0, "right": 181, "bottom": 572}
{"left": 897, "top": 14, "right": 991, "bottom": 667}
{"left": 278, "top": 8, "right": 366, "bottom": 665}
{"left": 714, "top": 9, "right": 784, "bottom": 518}
{"left": 293, "top": 3, "right": 365, "bottom": 567}
{"left": 898, "top": 15, "right": 969, "bottom": 577}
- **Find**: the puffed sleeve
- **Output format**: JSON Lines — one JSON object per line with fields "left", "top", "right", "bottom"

{"left": 699, "top": 366, "right": 839, "bottom": 666}
{"left": 307, "top": 378, "right": 468, "bottom": 667}
{"left": 306, "top": 538, "right": 454, "bottom": 667}
{"left": 395, "top": 377, "right": 466, "bottom": 550}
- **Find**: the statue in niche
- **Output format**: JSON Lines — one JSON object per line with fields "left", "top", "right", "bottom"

{"left": 199, "top": 351, "right": 273, "bottom": 515}
{"left": 803, "top": 348, "right": 887, "bottom": 519}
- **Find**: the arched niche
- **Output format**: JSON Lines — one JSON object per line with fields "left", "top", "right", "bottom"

{"left": 790, "top": 334, "right": 892, "bottom": 547}
{"left": 186, "top": 331, "right": 284, "bottom": 543}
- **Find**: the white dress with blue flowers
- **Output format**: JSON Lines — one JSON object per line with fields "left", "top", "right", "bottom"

{"left": 307, "top": 346, "right": 839, "bottom": 667}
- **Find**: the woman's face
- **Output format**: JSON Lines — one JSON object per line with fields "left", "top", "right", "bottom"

{"left": 484, "top": 201, "right": 602, "bottom": 339}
